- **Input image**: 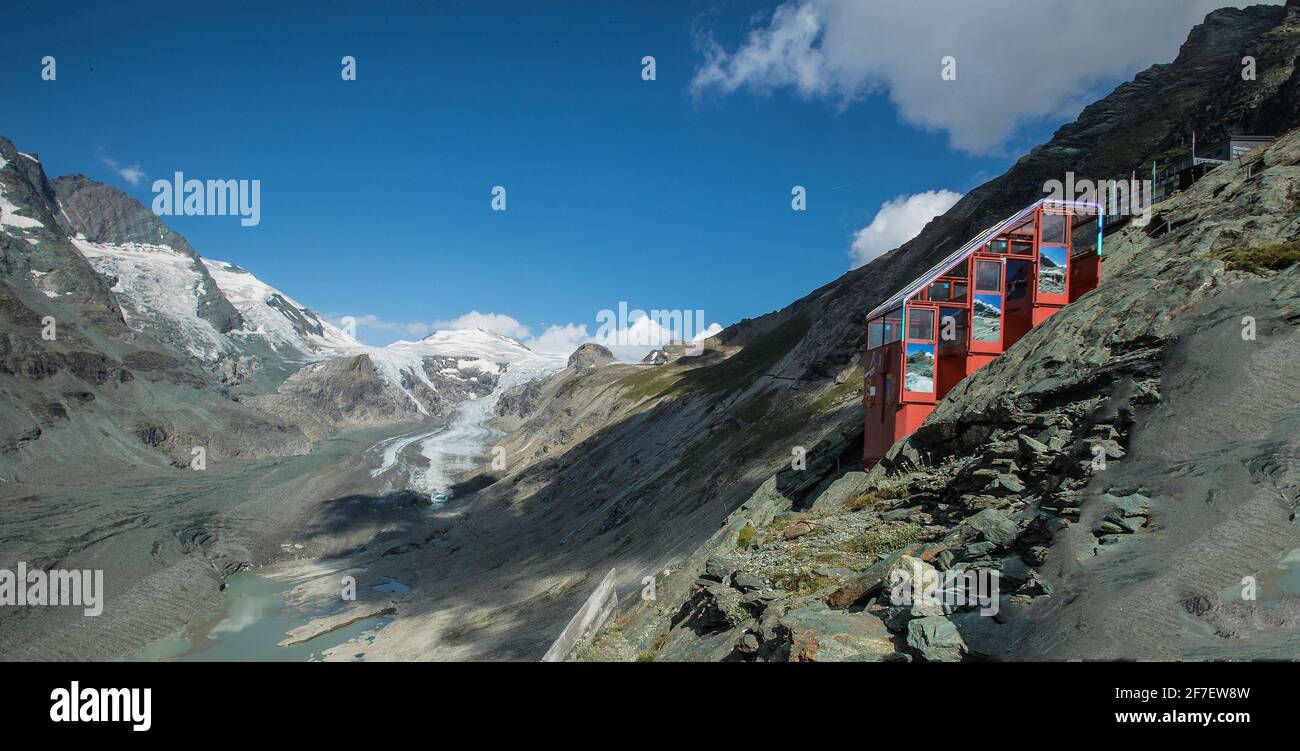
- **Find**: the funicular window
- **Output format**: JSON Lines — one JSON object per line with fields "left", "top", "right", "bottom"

{"left": 904, "top": 306, "right": 937, "bottom": 393}
{"left": 1006, "top": 259, "right": 1032, "bottom": 302}
{"left": 990, "top": 239, "right": 1008, "bottom": 254}
{"left": 1010, "top": 240, "right": 1033, "bottom": 256}
{"left": 1041, "top": 211, "right": 1067, "bottom": 244}
{"left": 867, "top": 307, "right": 904, "bottom": 349}
{"left": 879, "top": 306, "right": 903, "bottom": 346}
{"left": 944, "top": 260, "right": 968, "bottom": 279}
{"left": 927, "top": 280, "right": 951, "bottom": 302}
{"left": 975, "top": 259, "right": 1002, "bottom": 292}
{"left": 938, "top": 307, "right": 967, "bottom": 347}
{"left": 972, "top": 258, "right": 1003, "bottom": 344}
{"left": 905, "top": 343, "right": 935, "bottom": 393}
{"left": 868, "top": 319, "right": 884, "bottom": 349}
{"left": 951, "top": 281, "right": 968, "bottom": 303}
{"left": 907, "top": 307, "right": 936, "bottom": 341}
{"left": 1071, "top": 214, "right": 1098, "bottom": 258}
{"left": 1038, "top": 244, "right": 1067, "bottom": 295}
{"left": 972, "top": 293, "right": 1001, "bottom": 343}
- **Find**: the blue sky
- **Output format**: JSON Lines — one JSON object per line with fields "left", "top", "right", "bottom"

{"left": 2, "top": 0, "right": 1261, "bottom": 348}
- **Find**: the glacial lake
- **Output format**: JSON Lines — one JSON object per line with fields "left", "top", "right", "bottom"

{"left": 127, "top": 572, "right": 398, "bottom": 662}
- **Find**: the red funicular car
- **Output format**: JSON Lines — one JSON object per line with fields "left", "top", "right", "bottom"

{"left": 863, "top": 199, "right": 1103, "bottom": 466}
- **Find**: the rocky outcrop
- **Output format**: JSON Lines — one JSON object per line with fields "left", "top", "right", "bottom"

{"left": 567, "top": 343, "right": 614, "bottom": 371}
{"left": 625, "top": 123, "right": 1300, "bottom": 663}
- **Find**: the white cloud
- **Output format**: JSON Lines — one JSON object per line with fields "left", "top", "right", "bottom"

{"left": 851, "top": 189, "right": 962, "bottom": 268}
{"left": 96, "top": 150, "right": 147, "bottom": 186}
{"left": 691, "top": 0, "right": 1263, "bottom": 153}
{"left": 346, "top": 314, "right": 432, "bottom": 337}
{"left": 693, "top": 322, "right": 724, "bottom": 342}
{"left": 591, "top": 309, "right": 724, "bottom": 361}
{"left": 340, "top": 309, "right": 726, "bottom": 362}
{"left": 431, "top": 310, "right": 531, "bottom": 340}
{"left": 525, "top": 311, "right": 726, "bottom": 360}
{"left": 524, "top": 323, "right": 593, "bottom": 356}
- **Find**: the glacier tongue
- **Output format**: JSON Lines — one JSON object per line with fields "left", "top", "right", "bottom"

{"left": 371, "top": 350, "right": 565, "bottom": 499}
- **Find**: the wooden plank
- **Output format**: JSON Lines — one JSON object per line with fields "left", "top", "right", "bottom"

{"left": 541, "top": 568, "right": 618, "bottom": 662}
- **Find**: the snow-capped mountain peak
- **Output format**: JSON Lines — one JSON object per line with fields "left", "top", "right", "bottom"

{"left": 203, "top": 258, "right": 360, "bottom": 355}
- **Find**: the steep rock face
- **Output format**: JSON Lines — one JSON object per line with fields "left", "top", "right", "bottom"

{"left": 0, "top": 139, "right": 126, "bottom": 327}
{"left": 53, "top": 174, "right": 244, "bottom": 334}
{"left": 1, "top": 137, "right": 319, "bottom": 482}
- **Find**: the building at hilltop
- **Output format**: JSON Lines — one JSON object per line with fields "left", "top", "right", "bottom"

{"left": 863, "top": 199, "right": 1103, "bottom": 466}
{"left": 1152, "top": 133, "right": 1273, "bottom": 204}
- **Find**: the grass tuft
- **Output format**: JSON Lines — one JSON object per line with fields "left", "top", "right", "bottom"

{"left": 1212, "top": 240, "right": 1300, "bottom": 275}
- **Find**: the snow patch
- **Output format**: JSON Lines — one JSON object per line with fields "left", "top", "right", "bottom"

{"left": 0, "top": 186, "right": 46, "bottom": 230}
{"left": 72, "top": 237, "right": 228, "bottom": 361}
{"left": 203, "top": 258, "right": 359, "bottom": 357}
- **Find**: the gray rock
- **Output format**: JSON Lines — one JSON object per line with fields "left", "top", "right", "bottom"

{"left": 781, "top": 604, "right": 898, "bottom": 662}
{"left": 701, "top": 556, "right": 735, "bottom": 583}
{"left": 1017, "top": 433, "right": 1050, "bottom": 457}
{"left": 809, "top": 470, "right": 872, "bottom": 511}
{"left": 984, "top": 472, "right": 1026, "bottom": 496}
{"left": 964, "top": 508, "right": 1018, "bottom": 549}
{"left": 999, "top": 555, "right": 1032, "bottom": 588}
{"left": 906, "top": 616, "right": 967, "bottom": 662}
{"left": 731, "top": 571, "right": 765, "bottom": 592}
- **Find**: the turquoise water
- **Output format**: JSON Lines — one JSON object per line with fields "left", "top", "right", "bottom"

{"left": 128, "top": 572, "right": 396, "bottom": 662}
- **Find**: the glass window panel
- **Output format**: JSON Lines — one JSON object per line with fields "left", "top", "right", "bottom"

{"left": 944, "top": 260, "right": 968, "bottom": 279}
{"left": 927, "top": 281, "right": 951, "bottom": 302}
{"left": 1005, "top": 259, "right": 1031, "bottom": 302}
{"left": 973, "top": 293, "right": 1002, "bottom": 343}
{"left": 990, "top": 239, "right": 1008, "bottom": 254}
{"left": 881, "top": 307, "right": 903, "bottom": 344}
{"left": 951, "top": 281, "right": 969, "bottom": 303}
{"left": 905, "top": 343, "right": 936, "bottom": 393}
{"left": 907, "top": 307, "right": 935, "bottom": 341}
{"left": 1011, "top": 240, "right": 1033, "bottom": 256}
{"left": 868, "top": 319, "right": 884, "bottom": 350}
{"left": 1071, "top": 216, "right": 1098, "bottom": 257}
{"left": 1041, "top": 212, "right": 1067, "bottom": 244}
{"left": 938, "top": 307, "right": 967, "bottom": 346}
{"left": 1038, "top": 244, "right": 1068, "bottom": 295}
{"left": 975, "top": 260, "right": 1002, "bottom": 292}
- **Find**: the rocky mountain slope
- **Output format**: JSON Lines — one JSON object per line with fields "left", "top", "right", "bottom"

{"left": 2, "top": 142, "right": 548, "bottom": 449}
{"left": 0, "top": 139, "right": 556, "bottom": 660}
{"left": 610, "top": 127, "right": 1300, "bottom": 662}
{"left": 331, "top": 3, "right": 1300, "bottom": 662}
